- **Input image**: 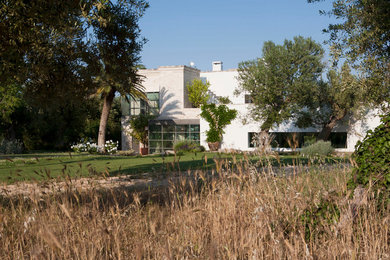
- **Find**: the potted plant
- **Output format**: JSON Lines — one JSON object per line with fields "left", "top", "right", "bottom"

{"left": 200, "top": 103, "right": 237, "bottom": 151}
{"left": 128, "top": 114, "right": 155, "bottom": 155}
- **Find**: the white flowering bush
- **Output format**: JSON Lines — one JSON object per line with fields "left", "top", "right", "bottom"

{"left": 71, "top": 138, "right": 118, "bottom": 154}
{"left": 71, "top": 138, "right": 98, "bottom": 154}
{"left": 104, "top": 140, "right": 118, "bottom": 154}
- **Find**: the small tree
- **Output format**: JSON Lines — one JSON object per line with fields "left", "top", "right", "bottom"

{"left": 187, "top": 79, "right": 210, "bottom": 108}
{"left": 128, "top": 114, "right": 155, "bottom": 148}
{"left": 200, "top": 103, "right": 237, "bottom": 150}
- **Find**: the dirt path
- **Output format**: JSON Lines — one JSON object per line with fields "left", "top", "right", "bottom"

{"left": 0, "top": 175, "right": 170, "bottom": 198}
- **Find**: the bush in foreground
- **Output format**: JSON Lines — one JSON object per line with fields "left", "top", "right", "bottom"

{"left": 349, "top": 113, "right": 390, "bottom": 203}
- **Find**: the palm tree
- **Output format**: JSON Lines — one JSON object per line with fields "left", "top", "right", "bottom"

{"left": 90, "top": 1, "right": 148, "bottom": 152}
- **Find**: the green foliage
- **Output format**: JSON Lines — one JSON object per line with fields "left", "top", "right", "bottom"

{"left": 309, "top": 0, "right": 390, "bottom": 108}
{"left": 217, "top": 96, "right": 231, "bottom": 104}
{"left": 301, "top": 195, "right": 340, "bottom": 242}
{"left": 0, "top": 139, "right": 24, "bottom": 154}
{"left": 348, "top": 113, "right": 390, "bottom": 195}
{"left": 296, "top": 63, "right": 363, "bottom": 140}
{"left": 187, "top": 79, "right": 210, "bottom": 108}
{"left": 300, "top": 140, "right": 334, "bottom": 158}
{"left": 200, "top": 103, "right": 237, "bottom": 143}
{"left": 0, "top": 96, "right": 121, "bottom": 151}
{"left": 205, "top": 128, "right": 220, "bottom": 143}
{"left": 236, "top": 36, "right": 324, "bottom": 131}
{"left": 128, "top": 114, "right": 155, "bottom": 146}
{"left": 0, "top": 82, "right": 23, "bottom": 123}
{"left": 303, "top": 134, "right": 317, "bottom": 147}
{"left": 91, "top": 2, "right": 148, "bottom": 150}
{"left": 173, "top": 140, "right": 204, "bottom": 155}
{"left": 0, "top": 0, "right": 147, "bottom": 152}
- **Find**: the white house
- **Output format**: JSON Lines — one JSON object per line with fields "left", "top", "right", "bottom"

{"left": 121, "top": 61, "right": 381, "bottom": 153}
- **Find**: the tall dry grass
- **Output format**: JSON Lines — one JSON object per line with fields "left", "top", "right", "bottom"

{"left": 0, "top": 157, "right": 389, "bottom": 259}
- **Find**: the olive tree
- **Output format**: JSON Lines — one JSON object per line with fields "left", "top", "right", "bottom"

{"left": 236, "top": 36, "right": 325, "bottom": 132}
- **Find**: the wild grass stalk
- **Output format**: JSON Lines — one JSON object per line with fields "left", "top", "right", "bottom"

{"left": 0, "top": 158, "right": 388, "bottom": 259}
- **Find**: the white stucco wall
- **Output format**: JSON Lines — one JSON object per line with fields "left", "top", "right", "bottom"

{"left": 200, "top": 68, "right": 382, "bottom": 152}
{"left": 138, "top": 65, "right": 200, "bottom": 121}
{"left": 200, "top": 69, "right": 244, "bottom": 104}
{"left": 199, "top": 70, "right": 260, "bottom": 151}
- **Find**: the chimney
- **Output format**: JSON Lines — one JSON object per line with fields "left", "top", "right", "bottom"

{"left": 212, "top": 61, "right": 223, "bottom": 71}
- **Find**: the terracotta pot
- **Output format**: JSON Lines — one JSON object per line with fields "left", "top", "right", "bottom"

{"left": 140, "top": 147, "right": 148, "bottom": 155}
{"left": 207, "top": 141, "right": 220, "bottom": 151}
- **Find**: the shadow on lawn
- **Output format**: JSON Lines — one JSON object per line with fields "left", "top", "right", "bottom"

{"left": 0, "top": 154, "right": 351, "bottom": 212}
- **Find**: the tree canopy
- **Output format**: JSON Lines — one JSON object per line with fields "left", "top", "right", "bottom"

{"left": 296, "top": 62, "right": 364, "bottom": 140}
{"left": 187, "top": 79, "right": 210, "bottom": 108}
{"left": 309, "top": 0, "right": 390, "bottom": 108}
{"left": 0, "top": 0, "right": 148, "bottom": 151}
{"left": 90, "top": 1, "right": 148, "bottom": 151}
{"left": 236, "top": 36, "right": 325, "bottom": 131}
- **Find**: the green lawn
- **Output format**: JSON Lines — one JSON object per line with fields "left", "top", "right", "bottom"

{"left": 0, "top": 152, "right": 348, "bottom": 183}
{"left": 0, "top": 152, "right": 239, "bottom": 183}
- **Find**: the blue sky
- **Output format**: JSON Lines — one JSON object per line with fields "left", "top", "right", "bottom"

{"left": 139, "top": 0, "right": 338, "bottom": 71}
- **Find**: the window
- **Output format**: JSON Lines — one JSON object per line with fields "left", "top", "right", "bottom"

{"left": 148, "top": 123, "right": 200, "bottom": 153}
{"left": 248, "top": 132, "right": 348, "bottom": 148}
{"left": 127, "top": 92, "right": 160, "bottom": 116}
{"left": 245, "top": 94, "right": 253, "bottom": 104}
{"left": 147, "top": 92, "right": 159, "bottom": 115}
{"left": 248, "top": 132, "right": 256, "bottom": 148}
{"left": 329, "top": 132, "right": 348, "bottom": 148}
{"left": 130, "top": 97, "right": 147, "bottom": 116}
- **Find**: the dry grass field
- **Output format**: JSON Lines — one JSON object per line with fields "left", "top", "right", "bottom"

{"left": 0, "top": 155, "right": 389, "bottom": 259}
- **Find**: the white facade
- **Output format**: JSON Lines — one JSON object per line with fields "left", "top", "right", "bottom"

{"left": 121, "top": 62, "right": 381, "bottom": 153}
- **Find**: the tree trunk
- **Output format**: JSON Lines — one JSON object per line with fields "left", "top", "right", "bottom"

{"left": 317, "top": 113, "right": 346, "bottom": 141}
{"left": 98, "top": 88, "right": 116, "bottom": 152}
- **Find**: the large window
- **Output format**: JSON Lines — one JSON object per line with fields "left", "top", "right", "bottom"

{"left": 149, "top": 123, "right": 200, "bottom": 153}
{"left": 248, "top": 132, "right": 347, "bottom": 148}
{"left": 147, "top": 92, "right": 159, "bottom": 115}
{"left": 130, "top": 97, "right": 147, "bottom": 116}
{"left": 122, "top": 92, "right": 160, "bottom": 116}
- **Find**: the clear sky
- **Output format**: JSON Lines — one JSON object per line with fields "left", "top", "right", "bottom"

{"left": 139, "top": 0, "right": 338, "bottom": 71}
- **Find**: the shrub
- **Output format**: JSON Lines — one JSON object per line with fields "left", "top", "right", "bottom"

{"left": 127, "top": 114, "right": 155, "bottom": 147}
{"left": 201, "top": 103, "right": 237, "bottom": 143}
{"left": 71, "top": 139, "right": 98, "bottom": 153}
{"left": 71, "top": 138, "right": 118, "bottom": 154}
{"left": 205, "top": 128, "right": 220, "bottom": 143}
{"left": 104, "top": 140, "right": 119, "bottom": 154}
{"left": 300, "top": 140, "right": 334, "bottom": 158}
{"left": 348, "top": 113, "right": 390, "bottom": 196}
{"left": 173, "top": 140, "right": 203, "bottom": 154}
{"left": 300, "top": 194, "right": 340, "bottom": 242}
{"left": 0, "top": 139, "right": 24, "bottom": 154}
